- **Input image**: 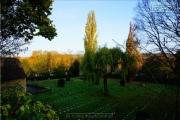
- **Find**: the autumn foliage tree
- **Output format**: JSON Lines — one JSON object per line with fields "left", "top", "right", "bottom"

{"left": 20, "top": 50, "right": 79, "bottom": 77}
{"left": 81, "top": 10, "right": 99, "bottom": 84}
{"left": 84, "top": 10, "right": 98, "bottom": 52}
{"left": 126, "top": 22, "right": 143, "bottom": 82}
{"left": 20, "top": 58, "right": 32, "bottom": 75}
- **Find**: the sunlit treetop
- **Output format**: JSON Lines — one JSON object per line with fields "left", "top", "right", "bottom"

{"left": 84, "top": 10, "right": 98, "bottom": 52}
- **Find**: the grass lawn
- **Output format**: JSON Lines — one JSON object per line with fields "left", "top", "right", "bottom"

{"left": 29, "top": 78, "right": 179, "bottom": 120}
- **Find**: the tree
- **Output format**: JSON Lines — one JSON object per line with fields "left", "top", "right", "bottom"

{"left": 61, "top": 53, "right": 74, "bottom": 70}
{"left": 54, "top": 66, "right": 66, "bottom": 76}
{"left": 0, "top": 38, "right": 30, "bottom": 56}
{"left": 69, "top": 59, "right": 80, "bottom": 76}
{"left": 81, "top": 49, "right": 96, "bottom": 83}
{"left": 45, "top": 51, "right": 52, "bottom": 72}
{"left": 175, "top": 50, "right": 180, "bottom": 76}
{"left": 134, "top": 0, "right": 180, "bottom": 119}
{"left": 20, "top": 50, "right": 78, "bottom": 77}
{"left": 84, "top": 10, "right": 98, "bottom": 52}
{"left": 81, "top": 10, "right": 98, "bottom": 84}
{"left": 1, "top": 0, "right": 57, "bottom": 56}
{"left": 120, "top": 52, "right": 136, "bottom": 86}
{"left": 30, "top": 51, "right": 47, "bottom": 75}
{"left": 95, "top": 47, "right": 122, "bottom": 96}
{"left": 111, "top": 39, "right": 136, "bottom": 86}
{"left": 20, "top": 58, "right": 32, "bottom": 75}
{"left": 126, "top": 22, "right": 143, "bottom": 82}
{"left": 134, "top": 0, "right": 179, "bottom": 78}
{"left": 140, "top": 53, "right": 174, "bottom": 79}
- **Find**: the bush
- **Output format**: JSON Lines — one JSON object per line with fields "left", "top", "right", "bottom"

{"left": 120, "top": 80, "right": 125, "bottom": 86}
{"left": 58, "top": 78, "right": 65, "bottom": 87}
{"left": 1, "top": 83, "right": 59, "bottom": 120}
{"left": 66, "top": 76, "right": 70, "bottom": 81}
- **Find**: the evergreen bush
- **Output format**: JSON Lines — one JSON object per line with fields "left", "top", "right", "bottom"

{"left": 58, "top": 78, "right": 65, "bottom": 87}
{"left": 66, "top": 76, "right": 70, "bottom": 81}
{"left": 120, "top": 80, "right": 125, "bottom": 86}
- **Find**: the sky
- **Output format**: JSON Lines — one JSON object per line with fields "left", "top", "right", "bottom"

{"left": 19, "top": 0, "right": 139, "bottom": 57}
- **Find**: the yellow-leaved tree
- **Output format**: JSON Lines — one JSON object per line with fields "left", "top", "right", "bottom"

{"left": 81, "top": 10, "right": 99, "bottom": 85}
{"left": 84, "top": 10, "right": 98, "bottom": 52}
{"left": 126, "top": 22, "right": 143, "bottom": 82}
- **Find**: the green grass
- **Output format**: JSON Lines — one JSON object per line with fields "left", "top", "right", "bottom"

{"left": 29, "top": 78, "right": 179, "bottom": 120}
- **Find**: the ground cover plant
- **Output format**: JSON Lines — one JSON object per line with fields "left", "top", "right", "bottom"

{"left": 29, "top": 78, "right": 179, "bottom": 120}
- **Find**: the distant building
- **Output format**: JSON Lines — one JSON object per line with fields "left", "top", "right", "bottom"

{"left": 1, "top": 58, "right": 27, "bottom": 92}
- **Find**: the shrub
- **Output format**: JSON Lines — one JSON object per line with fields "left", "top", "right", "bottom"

{"left": 1, "top": 83, "right": 59, "bottom": 120}
{"left": 120, "top": 80, "right": 125, "bottom": 86}
{"left": 58, "top": 78, "right": 65, "bottom": 87}
{"left": 66, "top": 76, "right": 70, "bottom": 81}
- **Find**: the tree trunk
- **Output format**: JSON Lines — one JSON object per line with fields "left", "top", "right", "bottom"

{"left": 103, "top": 75, "right": 109, "bottom": 96}
{"left": 102, "top": 66, "right": 112, "bottom": 96}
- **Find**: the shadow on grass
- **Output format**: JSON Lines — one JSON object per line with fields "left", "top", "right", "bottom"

{"left": 27, "top": 84, "right": 52, "bottom": 94}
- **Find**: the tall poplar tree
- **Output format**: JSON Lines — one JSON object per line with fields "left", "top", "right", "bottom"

{"left": 84, "top": 10, "right": 98, "bottom": 52}
{"left": 81, "top": 10, "right": 99, "bottom": 84}
{"left": 126, "top": 22, "right": 143, "bottom": 82}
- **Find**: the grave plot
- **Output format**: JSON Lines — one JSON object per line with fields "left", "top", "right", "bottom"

{"left": 91, "top": 100, "right": 120, "bottom": 114}
{"left": 117, "top": 85, "right": 176, "bottom": 120}
{"left": 58, "top": 97, "right": 100, "bottom": 115}
{"left": 50, "top": 92, "right": 87, "bottom": 104}
{"left": 30, "top": 78, "right": 179, "bottom": 120}
{"left": 142, "top": 89, "right": 177, "bottom": 119}
{"left": 33, "top": 80, "right": 90, "bottom": 100}
{"left": 34, "top": 90, "right": 91, "bottom": 108}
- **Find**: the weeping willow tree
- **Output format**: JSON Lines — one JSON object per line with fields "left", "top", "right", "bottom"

{"left": 81, "top": 10, "right": 100, "bottom": 85}
{"left": 120, "top": 52, "right": 136, "bottom": 86}
{"left": 95, "top": 46, "right": 122, "bottom": 96}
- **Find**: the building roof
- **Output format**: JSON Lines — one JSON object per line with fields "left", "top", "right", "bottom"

{"left": 1, "top": 57, "right": 26, "bottom": 81}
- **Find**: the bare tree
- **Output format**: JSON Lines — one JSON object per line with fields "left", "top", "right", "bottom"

{"left": 0, "top": 37, "right": 31, "bottom": 56}
{"left": 134, "top": 0, "right": 180, "bottom": 119}
{"left": 134, "top": 0, "right": 180, "bottom": 76}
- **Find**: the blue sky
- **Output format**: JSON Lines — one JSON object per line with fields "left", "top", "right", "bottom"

{"left": 19, "top": 0, "right": 138, "bottom": 57}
